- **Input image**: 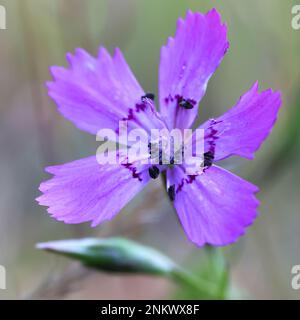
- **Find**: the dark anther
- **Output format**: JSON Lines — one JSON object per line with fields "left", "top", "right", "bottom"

{"left": 168, "top": 184, "right": 176, "bottom": 201}
{"left": 179, "top": 99, "right": 194, "bottom": 109}
{"left": 159, "top": 140, "right": 163, "bottom": 165}
{"left": 148, "top": 166, "right": 160, "bottom": 179}
{"left": 204, "top": 151, "right": 214, "bottom": 167}
{"left": 159, "top": 152, "right": 163, "bottom": 165}
{"left": 148, "top": 142, "right": 152, "bottom": 155}
{"left": 142, "top": 93, "right": 155, "bottom": 101}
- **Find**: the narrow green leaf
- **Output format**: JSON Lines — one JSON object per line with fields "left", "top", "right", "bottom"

{"left": 37, "top": 237, "right": 177, "bottom": 276}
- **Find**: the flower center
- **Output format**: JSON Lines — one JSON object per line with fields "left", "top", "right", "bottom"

{"left": 148, "top": 137, "right": 184, "bottom": 167}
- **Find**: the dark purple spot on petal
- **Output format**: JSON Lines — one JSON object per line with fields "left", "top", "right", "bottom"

{"left": 121, "top": 101, "right": 149, "bottom": 123}
{"left": 205, "top": 118, "right": 223, "bottom": 154}
{"left": 177, "top": 175, "right": 197, "bottom": 193}
{"left": 122, "top": 163, "right": 143, "bottom": 182}
{"left": 135, "top": 102, "right": 147, "bottom": 112}
{"left": 122, "top": 108, "right": 134, "bottom": 121}
{"left": 164, "top": 94, "right": 174, "bottom": 105}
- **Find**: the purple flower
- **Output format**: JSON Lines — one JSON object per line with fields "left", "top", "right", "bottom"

{"left": 37, "top": 9, "right": 281, "bottom": 247}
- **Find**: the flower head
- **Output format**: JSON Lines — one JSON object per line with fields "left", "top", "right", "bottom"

{"left": 37, "top": 9, "right": 281, "bottom": 247}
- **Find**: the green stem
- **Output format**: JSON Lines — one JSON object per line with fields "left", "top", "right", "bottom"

{"left": 170, "top": 267, "right": 217, "bottom": 299}
{"left": 204, "top": 246, "right": 229, "bottom": 299}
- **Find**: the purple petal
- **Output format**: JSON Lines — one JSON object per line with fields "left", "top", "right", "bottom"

{"left": 167, "top": 165, "right": 259, "bottom": 247}
{"left": 48, "top": 47, "right": 165, "bottom": 135}
{"left": 36, "top": 154, "right": 150, "bottom": 227}
{"left": 199, "top": 82, "right": 282, "bottom": 160}
{"left": 159, "top": 9, "right": 229, "bottom": 130}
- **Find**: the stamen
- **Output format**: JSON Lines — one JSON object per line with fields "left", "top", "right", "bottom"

{"left": 204, "top": 151, "right": 214, "bottom": 167}
{"left": 141, "top": 93, "right": 155, "bottom": 101}
{"left": 179, "top": 99, "right": 194, "bottom": 109}
{"left": 148, "top": 166, "right": 160, "bottom": 179}
{"left": 148, "top": 142, "right": 152, "bottom": 155}
{"left": 168, "top": 184, "right": 176, "bottom": 201}
{"left": 159, "top": 139, "right": 163, "bottom": 165}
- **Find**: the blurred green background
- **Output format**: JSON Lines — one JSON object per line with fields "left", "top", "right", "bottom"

{"left": 0, "top": 0, "right": 300, "bottom": 299}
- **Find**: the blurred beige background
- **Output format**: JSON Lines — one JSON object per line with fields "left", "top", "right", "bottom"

{"left": 0, "top": 0, "right": 300, "bottom": 299}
